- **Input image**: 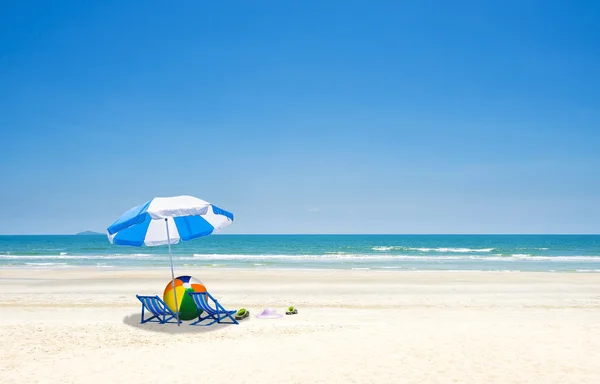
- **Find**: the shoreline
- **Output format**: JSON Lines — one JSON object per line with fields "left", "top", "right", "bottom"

{"left": 3, "top": 266, "right": 600, "bottom": 282}
{"left": 1, "top": 265, "right": 600, "bottom": 274}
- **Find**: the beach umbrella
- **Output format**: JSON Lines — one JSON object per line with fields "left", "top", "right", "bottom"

{"left": 106, "top": 195, "right": 234, "bottom": 325}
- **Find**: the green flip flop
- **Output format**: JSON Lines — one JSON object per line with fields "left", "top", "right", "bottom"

{"left": 235, "top": 308, "right": 249, "bottom": 320}
{"left": 285, "top": 306, "right": 298, "bottom": 315}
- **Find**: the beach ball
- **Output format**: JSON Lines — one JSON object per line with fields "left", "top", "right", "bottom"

{"left": 163, "top": 275, "right": 207, "bottom": 321}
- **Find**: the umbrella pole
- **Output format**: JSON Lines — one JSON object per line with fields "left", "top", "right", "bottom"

{"left": 165, "top": 218, "right": 181, "bottom": 326}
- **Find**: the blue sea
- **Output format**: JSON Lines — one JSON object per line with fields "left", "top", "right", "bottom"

{"left": 1, "top": 234, "right": 600, "bottom": 272}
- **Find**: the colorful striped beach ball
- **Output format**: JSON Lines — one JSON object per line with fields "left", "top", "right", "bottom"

{"left": 163, "top": 275, "right": 207, "bottom": 321}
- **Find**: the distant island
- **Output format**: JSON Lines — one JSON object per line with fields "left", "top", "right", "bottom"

{"left": 75, "top": 231, "right": 104, "bottom": 236}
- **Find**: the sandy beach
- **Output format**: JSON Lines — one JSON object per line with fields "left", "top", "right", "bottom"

{"left": 1, "top": 268, "right": 599, "bottom": 384}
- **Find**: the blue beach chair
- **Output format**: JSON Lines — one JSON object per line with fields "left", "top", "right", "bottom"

{"left": 188, "top": 291, "right": 239, "bottom": 326}
{"left": 136, "top": 295, "right": 181, "bottom": 324}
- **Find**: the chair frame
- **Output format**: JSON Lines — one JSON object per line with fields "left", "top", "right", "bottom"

{"left": 136, "top": 295, "right": 181, "bottom": 324}
{"left": 188, "top": 291, "right": 239, "bottom": 326}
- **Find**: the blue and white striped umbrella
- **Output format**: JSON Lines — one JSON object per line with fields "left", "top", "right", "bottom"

{"left": 106, "top": 195, "right": 233, "bottom": 325}
{"left": 106, "top": 195, "right": 234, "bottom": 246}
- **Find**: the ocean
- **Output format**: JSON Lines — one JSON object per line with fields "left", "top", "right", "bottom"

{"left": 1, "top": 234, "right": 599, "bottom": 272}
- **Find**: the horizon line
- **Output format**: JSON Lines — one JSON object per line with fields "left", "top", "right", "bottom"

{"left": 1, "top": 233, "right": 599, "bottom": 236}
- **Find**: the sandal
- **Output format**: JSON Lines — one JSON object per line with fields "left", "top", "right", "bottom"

{"left": 235, "top": 308, "right": 249, "bottom": 320}
{"left": 285, "top": 306, "right": 298, "bottom": 315}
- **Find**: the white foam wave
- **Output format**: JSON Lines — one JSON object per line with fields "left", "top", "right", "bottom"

{"left": 2, "top": 253, "right": 600, "bottom": 263}
{"left": 185, "top": 253, "right": 600, "bottom": 262}
{"left": 189, "top": 253, "right": 401, "bottom": 261}
{"left": 410, "top": 247, "right": 495, "bottom": 253}
{"left": 372, "top": 246, "right": 495, "bottom": 253}
{"left": 22, "top": 262, "right": 74, "bottom": 269}
{"left": 0, "top": 253, "right": 159, "bottom": 260}
{"left": 25, "top": 262, "right": 68, "bottom": 266}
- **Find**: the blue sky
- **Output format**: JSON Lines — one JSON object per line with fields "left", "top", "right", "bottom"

{"left": 1, "top": 1, "right": 599, "bottom": 234}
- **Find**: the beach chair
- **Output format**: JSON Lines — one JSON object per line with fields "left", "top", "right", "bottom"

{"left": 136, "top": 295, "right": 181, "bottom": 324}
{"left": 188, "top": 291, "right": 239, "bottom": 326}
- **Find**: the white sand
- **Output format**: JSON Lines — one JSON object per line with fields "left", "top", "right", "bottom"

{"left": 1, "top": 268, "right": 600, "bottom": 384}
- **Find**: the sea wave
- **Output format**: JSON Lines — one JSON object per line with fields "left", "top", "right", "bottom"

{"left": 371, "top": 246, "right": 495, "bottom": 253}
{"left": 2, "top": 253, "right": 600, "bottom": 263}
{"left": 0, "top": 254, "right": 158, "bottom": 260}
{"left": 24, "top": 262, "right": 68, "bottom": 266}
{"left": 187, "top": 253, "right": 600, "bottom": 262}
{"left": 372, "top": 246, "right": 396, "bottom": 251}
{"left": 22, "top": 262, "right": 74, "bottom": 268}
{"left": 411, "top": 247, "right": 495, "bottom": 253}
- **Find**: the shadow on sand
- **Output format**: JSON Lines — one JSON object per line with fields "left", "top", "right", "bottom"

{"left": 122, "top": 313, "right": 236, "bottom": 334}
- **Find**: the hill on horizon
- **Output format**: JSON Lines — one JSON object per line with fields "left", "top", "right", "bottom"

{"left": 75, "top": 231, "right": 104, "bottom": 236}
